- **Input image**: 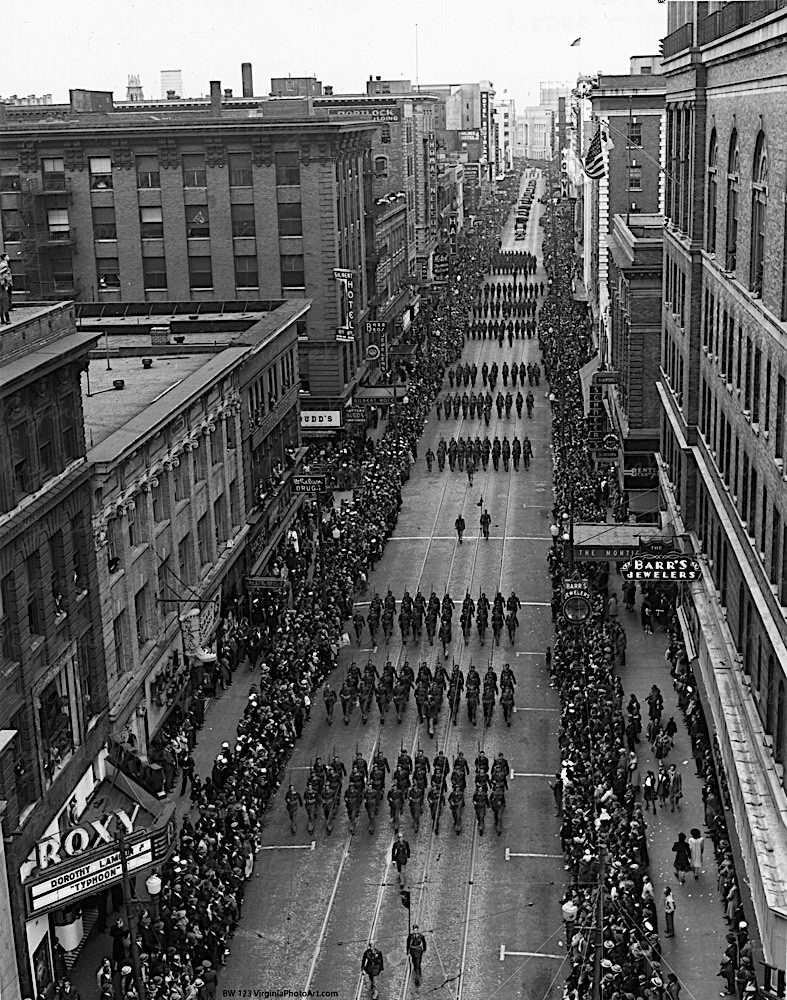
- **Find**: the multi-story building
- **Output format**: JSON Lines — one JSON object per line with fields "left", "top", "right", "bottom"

{"left": 270, "top": 76, "right": 324, "bottom": 98}
{"left": 0, "top": 79, "right": 376, "bottom": 422}
{"left": 494, "top": 97, "right": 516, "bottom": 173}
{"left": 659, "top": 3, "right": 787, "bottom": 990}
{"left": 160, "top": 69, "right": 183, "bottom": 99}
{"left": 520, "top": 106, "right": 552, "bottom": 160}
{"left": 78, "top": 297, "right": 307, "bottom": 761}
{"left": 0, "top": 303, "right": 111, "bottom": 998}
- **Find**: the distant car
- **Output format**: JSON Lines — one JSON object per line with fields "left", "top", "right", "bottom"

{"left": 515, "top": 233, "right": 525, "bottom": 241}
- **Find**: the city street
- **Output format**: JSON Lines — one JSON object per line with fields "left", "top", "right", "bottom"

{"left": 221, "top": 175, "right": 567, "bottom": 1000}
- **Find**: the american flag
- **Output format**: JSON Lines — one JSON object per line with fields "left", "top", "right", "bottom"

{"left": 583, "top": 125, "right": 609, "bottom": 180}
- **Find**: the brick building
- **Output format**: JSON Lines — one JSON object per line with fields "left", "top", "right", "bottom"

{"left": 77, "top": 297, "right": 307, "bottom": 761}
{"left": 659, "top": 2, "right": 787, "bottom": 989}
{"left": 0, "top": 82, "right": 376, "bottom": 420}
{"left": 0, "top": 304, "right": 109, "bottom": 997}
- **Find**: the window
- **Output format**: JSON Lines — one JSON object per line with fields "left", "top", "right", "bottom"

{"left": 26, "top": 554, "right": 43, "bottom": 638}
{"left": 374, "top": 156, "right": 389, "bottom": 178}
{"left": 213, "top": 495, "right": 226, "bottom": 546}
{"left": 182, "top": 153, "right": 207, "bottom": 187}
{"left": 234, "top": 255, "right": 258, "bottom": 288}
{"left": 2, "top": 208, "right": 23, "bottom": 242}
{"left": 71, "top": 514, "right": 87, "bottom": 593}
{"left": 772, "top": 509, "right": 782, "bottom": 584}
{"left": 140, "top": 206, "right": 163, "bottom": 239}
{"left": 0, "top": 173, "right": 20, "bottom": 192}
{"left": 188, "top": 256, "right": 213, "bottom": 289}
{"left": 776, "top": 375, "right": 785, "bottom": 461}
{"left": 185, "top": 204, "right": 210, "bottom": 238}
{"left": 152, "top": 477, "right": 168, "bottom": 522}
{"left": 136, "top": 154, "right": 160, "bottom": 189}
{"left": 381, "top": 125, "right": 392, "bottom": 144}
{"left": 97, "top": 258, "right": 120, "bottom": 289}
{"left": 42, "top": 157, "right": 65, "bottom": 190}
{"left": 0, "top": 574, "right": 14, "bottom": 662}
{"left": 193, "top": 440, "right": 208, "bottom": 481}
{"left": 229, "top": 478, "right": 240, "bottom": 527}
{"left": 37, "top": 408, "right": 55, "bottom": 477}
{"left": 112, "top": 612, "right": 127, "bottom": 676}
{"left": 765, "top": 360, "right": 772, "bottom": 433}
{"left": 627, "top": 122, "right": 642, "bottom": 147}
{"left": 92, "top": 206, "right": 116, "bottom": 241}
{"left": 750, "top": 131, "right": 767, "bottom": 296}
{"left": 77, "top": 634, "right": 98, "bottom": 728}
{"left": 47, "top": 208, "right": 70, "bottom": 240}
{"left": 134, "top": 584, "right": 149, "bottom": 647}
{"left": 706, "top": 130, "right": 717, "bottom": 253}
{"left": 280, "top": 253, "right": 305, "bottom": 288}
{"left": 10, "top": 422, "right": 32, "bottom": 496}
{"left": 753, "top": 347, "right": 762, "bottom": 424}
{"left": 89, "top": 156, "right": 113, "bottom": 189}
{"left": 38, "top": 665, "right": 76, "bottom": 784}
{"left": 127, "top": 505, "right": 137, "bottom": 548}
{"left": 225, "top": 415, "right": 237, "bottom": 450}
{"left": 228, "top": 152, "right": 253, "bottom": 187}
{"left": 725, "top": 130, "right": 739, "bottom": 272}
{"left": 761, "top": 486, "right": 768, "bottom": 555}
{"left": 60, "top": 393, "right": 78, "bottom": 460}
{"left": 275, "top": 151, "right": 300, "bottom": 186}
{"left": 49, "top": 532, "right": 66, "bottom": 619}
{"left": 628, "top": 166, "right": 642, "bottom": 191}
{"left": 197, "top": 514, "right": 211, "bottom": 567}
{"left": 231, "top": 203, "right": 255, "bottom": 237}
{"left": 749, "top": 468, "right": 758, "bottom": 539}
{"left": 178, "top": 532, "right": 193, "bottom": 585}
{"left": 173, "top": 458, "right": 186, "bottom": 501}
{"left": 143, "top": 256, "right": 167, "bottom": 289}
{"left": 744, "top": 337, "right": 752, "bottom": 411}
{"left": 277, "top": 201, "right": 302, "bottom": 236}
{"left": 210, "top": 426, "right": 222, "bottom": 465}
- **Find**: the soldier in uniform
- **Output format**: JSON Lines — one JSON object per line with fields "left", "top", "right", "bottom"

{"left": 304, "top": 781, "right": 320, "bottom": 835}
{"left": 406, "top": 926, "right": 427, "bottom": 987}
{"left": 501, "top": 684, "right": 515, "bottom": 726}
{"left": 353, "top": 608, "right": 366, "bottom": 645}
{"left": 408, "top": 783, "right": 423, "bottom": 832}
{"left": 364, "top": 783, "right": 379, "bottom": 834}
{"left": 323, "top": 684, "right": 338, "bottom": 725}
{"left": 391, "top": 831, "right": 410, "bottom": 885}
{"left": 490, "top": 783, "right": 506, "bottom": 836}
{"left": 427, "top": 782, "right": 445, "bottom": 835}
{"left": 491, "top": 753, "right": 509, "bottom": 788}
{"left": 361, "top": 943, "right": 384, "bottom": 1000}
{"left": 285, "top": 784, "right": 303, "bottom": 835}
{"left": 482, "top": 684, "right": 496, "bottom": 727}
{"left": 449, "top": 785, "right": 464, "bottom": 835}
{"left": 387, "top": 784, "right": 404, "bottom": 831}
{"left": 473, "top": 784, "right": 489, "bottom": 835}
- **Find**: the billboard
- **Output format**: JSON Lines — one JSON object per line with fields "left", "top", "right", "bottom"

{"left": 334, "top": 267, "right": 356, "bottom": 342}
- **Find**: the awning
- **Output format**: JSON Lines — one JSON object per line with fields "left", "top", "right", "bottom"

{"left": 579, "top": 355, "right": 601, "bottom": 413}
{"left": 572, "top": 522, "right": 674, "bottom": 561}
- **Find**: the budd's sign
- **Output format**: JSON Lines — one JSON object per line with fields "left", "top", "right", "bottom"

{"left": 621, "top": 552, "right": 702, "bottom": 582}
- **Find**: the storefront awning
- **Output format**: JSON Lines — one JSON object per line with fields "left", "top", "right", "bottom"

{"left": 579, "top": 355, "right": 601, "bottom": 413}
{"left": 572, "top": 522, "right": 674, "bottom": 561}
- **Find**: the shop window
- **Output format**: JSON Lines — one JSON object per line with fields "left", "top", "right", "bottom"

{"left": 38, "top": 664, "right": 77, "bottom": 785}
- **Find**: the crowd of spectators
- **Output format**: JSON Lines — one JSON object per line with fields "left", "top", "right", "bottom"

{"left": 539, "top": 184, "right": 757, "bottom": 1000}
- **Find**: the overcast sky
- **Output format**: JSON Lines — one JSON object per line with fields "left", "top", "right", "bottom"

{"left": 9, "top": 0, "right": 666, "bottom": 106}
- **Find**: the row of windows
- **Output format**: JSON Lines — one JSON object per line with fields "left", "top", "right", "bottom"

{"left": 5, "top": 398, "right": 80, "bottom": 511}
{"left": 0, "top": 150, "right": 303, "bottom": 191}
{"left": 97, "top": 252, "right": 303, "bottom": 292}
{"left": 248, "top": 348, "right": 298, "bottom": 424}
{"left": 700, "top": 285, "right": 787, "bottom": 457}
{"left": 1, "top": 201, "right": 304, "bottom": 246}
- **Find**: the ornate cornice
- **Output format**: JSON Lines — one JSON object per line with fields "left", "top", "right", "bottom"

{"left": 159, "top": 138, "right": 179, "bottom": 170}
{"left": 111, "top": 138, "right": 133, "bottom": 170}
{"left": 251, "top": 138, "right": 274, "bottom": 168}
{"left": 205, "top": 139, "right": 226, "bottom": 169}
{"left": 63, "top": 141, "right": 85, "bottom": 172}
{"left": 18, "top": 142, "right": 37, "bottom": 173}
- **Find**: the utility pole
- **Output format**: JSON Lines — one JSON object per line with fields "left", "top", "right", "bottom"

{"left": 116, "top": 828, "right": 146, "bottom": 1000}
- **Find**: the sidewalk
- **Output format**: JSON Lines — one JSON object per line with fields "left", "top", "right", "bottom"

{"left": 616, "top": 599, "right": 728, "bottom": 1000}
{"left": 69, "top": 679, "right": 252, "bottom": 999}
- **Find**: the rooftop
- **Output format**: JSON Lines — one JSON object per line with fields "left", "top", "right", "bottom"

{"left": 0, "top": 302, "right": 98, "bottom": 392}
{"left": 82, "top": 353, "right": 215, "bottom": 449}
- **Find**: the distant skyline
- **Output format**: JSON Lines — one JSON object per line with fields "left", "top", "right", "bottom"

{"left": 8, "top": 0, "right": 666, "bottom": 107}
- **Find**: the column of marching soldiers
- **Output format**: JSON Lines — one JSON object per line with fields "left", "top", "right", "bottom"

{"left": 283, "top": 247, "right": 538, "bottom": 847}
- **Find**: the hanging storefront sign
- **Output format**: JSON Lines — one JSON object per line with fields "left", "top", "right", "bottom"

{"left": 300, "top": 410, "right": 341, "bottom": 429}
{"left": 334, "top": 267, "right": 356, "bottom": 342}
{"left": 180, "top": 592, "right": 220, "bottom": 662}
{"left": 480, "top": 91, "right": 490, "bottom": 161}
{"left": 620, "top": 552, "right": 702, "bottom": 583}
{"left": 433, "top": 250, "right": 450, "bottom": 284}
{"left": 293, "top": 474, "right": 327, "bottom": 493}
{"left": 561, "top": 579, "right": 592, "bottom": 624}
{"left": 459, "top": 130, "right": 481, "bottom": 142}
{"left": 245, "top": 576, "right": 288, "bottom": 593}
{"left": 345, "top": 406, "right": 367, "bottom": 423}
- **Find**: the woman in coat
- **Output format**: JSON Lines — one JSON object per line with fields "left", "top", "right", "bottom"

{"left": 672, "top": 831, "right": 692, "bottom": 884}
{"left": 688, "top": 827, "right": 705, "bottom": 880}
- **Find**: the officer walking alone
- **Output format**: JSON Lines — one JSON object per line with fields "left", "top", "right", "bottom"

{"left": 406, "top": 924, "right": 428, "bottom": 987}
{"left": 361, "top": 942, "right": 384, "bottom": 1000}
{"left": 285, "top": 785, "right": 303, "bottom": 835}
{"left": 391, "top": 832, "right": 411, "bottom": 887}
{"left": 455, "top": 513, "right": 466, "bottom": 544}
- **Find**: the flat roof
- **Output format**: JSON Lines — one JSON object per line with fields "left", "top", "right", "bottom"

{"left": 83, "top": 354, "right": 213, "bottom": 449}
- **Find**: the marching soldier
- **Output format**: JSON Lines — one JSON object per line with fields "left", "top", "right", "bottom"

{"left": 324, "top": 683, "right": 338, "bottom": 725}
{"left": 449, "top": 785, "right": 464, "bottom": 834}
{"left": 364, "top": 784, "right": 379, "bottom": 834}
{"left": 490, "top": 783, "right": 506, "bottom": 836}
{"left": 285, "top": 784, "right": 303, "bottom": 835}
{"left": 391, "top": 831, "right": 410, "bottom": 886}
{"left": 428, "top": 782, "right": 445, "bottom": 835}
{"left": 304, "top": 781, "right": 320, "bottom": 835}
{"left": 473, "top": 784, "right": 489, "bottom": 835}
{"left": 492, "top": 753, "right": 510, "bottom": 788}
{"left": 387, "top": 784, "right": 404, "bottom": 831}
{"left": 353, "top": 609, "right": 366, "bottom": 645}
{"left": 480, "top": 508, "right": 491, "bottom": 540}
{"left": 361, "top": 942, "right": 384, "bottom": 1000}
{"left": 408, "top": 782, "right": 424, "bottom": 832}
{"left": 406, "top": 926, "right": 427, "bottom": 988}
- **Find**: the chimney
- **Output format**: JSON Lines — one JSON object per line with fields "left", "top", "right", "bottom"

{"left": 324, "top": 85, "right": 333, "bottom": 96}
{"left": 241, "top": 62, "right": 254, "bottom": 98}
{"left": 209, "top": 80, "right": 222, "bottom": 115}
{"left": 224, "top": 88, "right": 233, "bottom": 98}
{"left": 167, "top": 89, "right": 176, "bottom": 100}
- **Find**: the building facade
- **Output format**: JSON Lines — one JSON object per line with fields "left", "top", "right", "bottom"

{"left": 0, "top": 304, "right": 110, "bottom": 998}
{"left": 0, "top": 85, "right": 376, "bottom": 418}
{"left": 494, "top": 98, "right": 516, "bottom": 173}
{"left": 659, "top": 2, "right": 787, "bottom": 989}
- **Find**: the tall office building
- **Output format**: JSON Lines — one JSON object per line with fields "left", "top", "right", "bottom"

{"left": 160, "top": 69, "right": 183, "bottom": 99}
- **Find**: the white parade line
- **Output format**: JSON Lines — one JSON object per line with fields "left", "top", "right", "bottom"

{"left": 509, "top": 771, "right": 553, "bottom": 778}
{"left": 512, "top": 706, "right": 560, "bottom": 713}
{"left": 514, "top": 651, "right": 546, "bottom": 656}
{"left": 259, "top": 842, "right": 316, "bottom": 851}
{"left": 504, "top": 848, "right": 563, "bottom": 861}
{"left": 384, "top": 535, "right": 552, "bottom": 542}
{"left": 499, "top": 945, "right": 564, "bottom": 961}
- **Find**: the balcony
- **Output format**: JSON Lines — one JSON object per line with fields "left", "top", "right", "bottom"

{"left": 697, "top": 0, "right": 787, "bottom": 45}
{"left": 661, "top": 21, "right": 694, "bottom": 58}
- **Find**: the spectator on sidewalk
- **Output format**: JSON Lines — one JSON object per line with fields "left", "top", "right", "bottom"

{"left": 664, "top": 887, "right": 676, "bottom": 937}
{"left": 672, "top": 832, "right": 692, "bottom": 885}
{"left": 688, "top": 827, "right": 705, "bottom": 880}
{"left": 668, "top": 764, "right": 683, "bottom": 812}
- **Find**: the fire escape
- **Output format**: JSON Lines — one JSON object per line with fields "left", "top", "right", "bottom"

{"left": 18, "top": 172, "right": 77, "bottom": 300}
